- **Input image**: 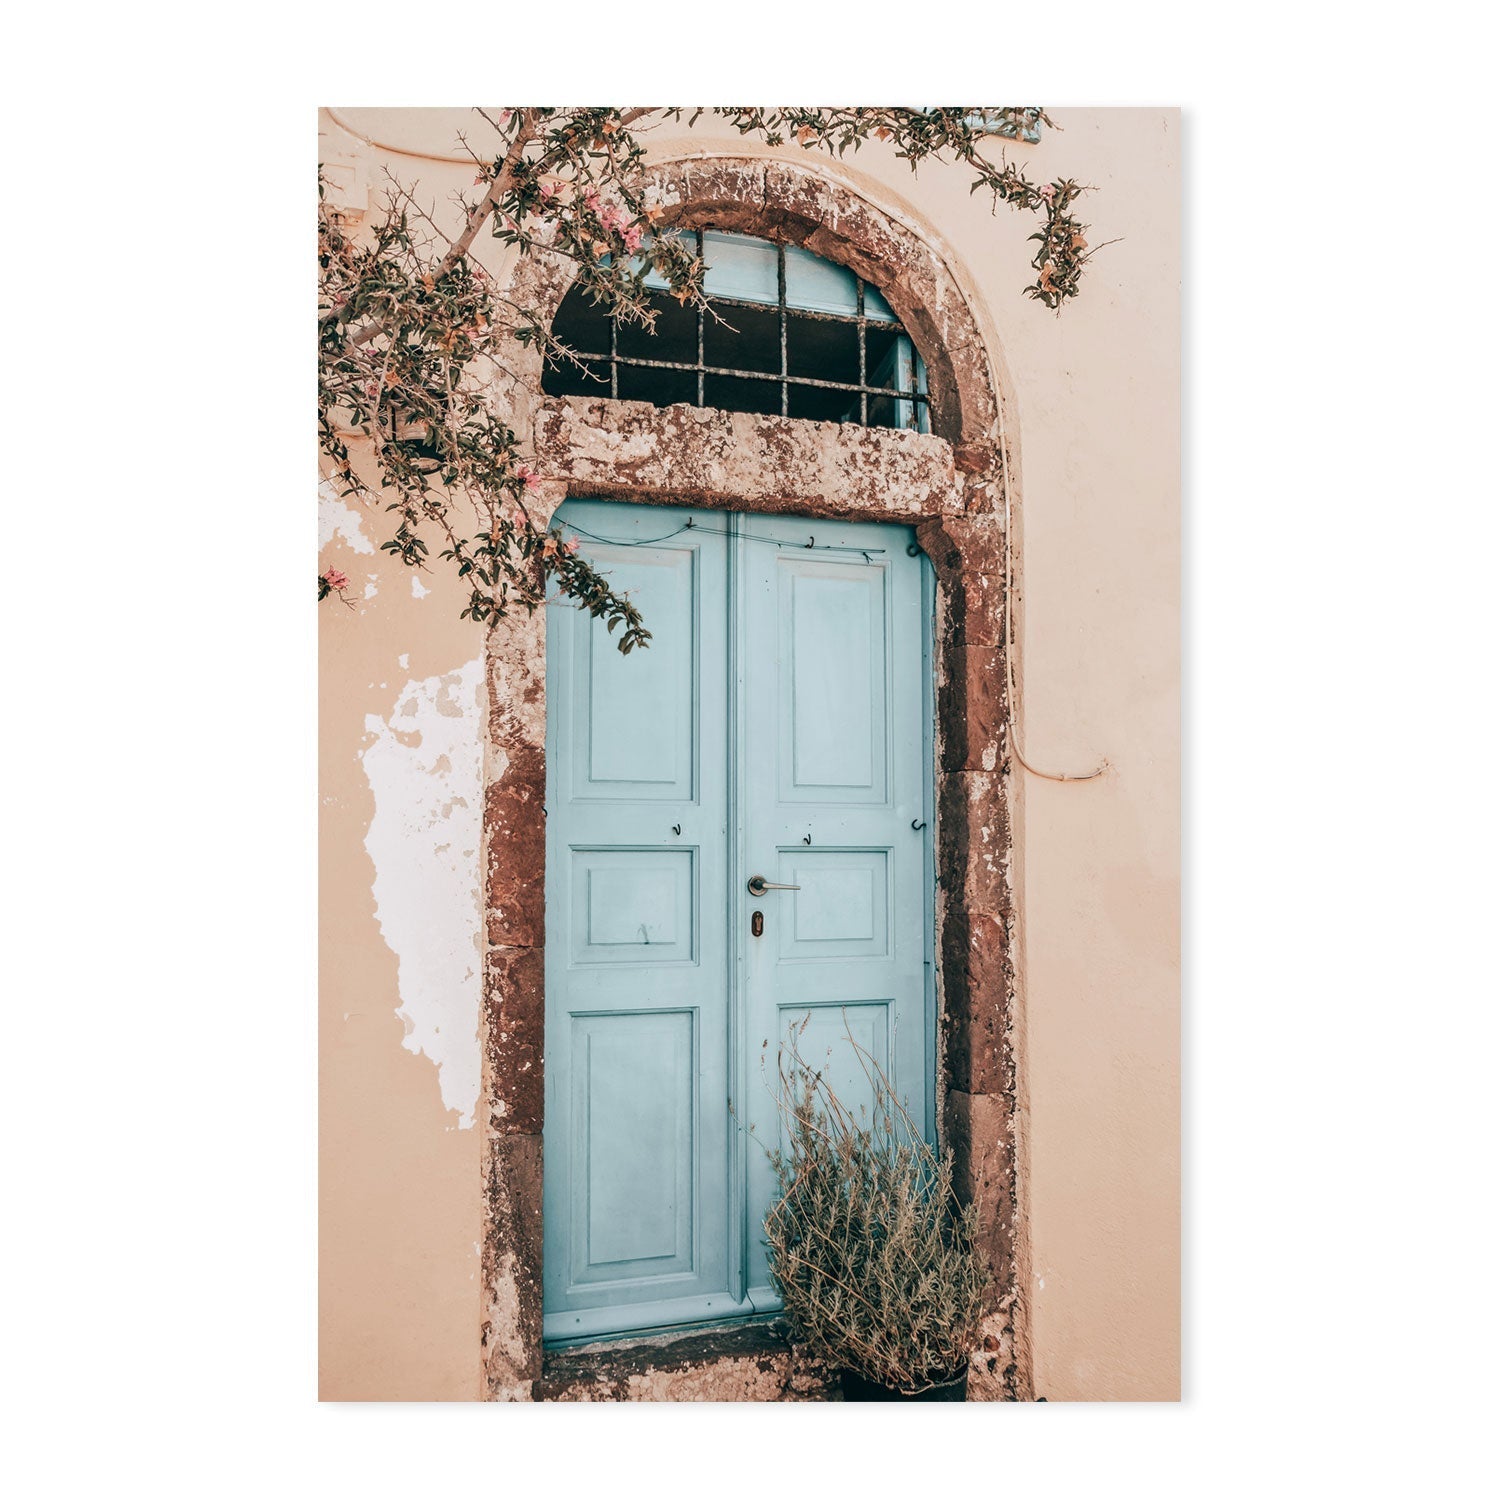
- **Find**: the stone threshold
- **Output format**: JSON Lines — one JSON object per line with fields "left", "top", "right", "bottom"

{"left": 537, "top": 1319, "right": 836, "bottom": 1402}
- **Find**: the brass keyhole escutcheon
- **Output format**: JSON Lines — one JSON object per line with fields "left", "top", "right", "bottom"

{"left": 750, "top": 910, "right": 764, "bottom": 938}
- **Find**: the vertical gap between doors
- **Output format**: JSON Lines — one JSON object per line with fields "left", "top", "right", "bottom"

{"left": 726, "top": 511, "right": 748, "bottom": 1306}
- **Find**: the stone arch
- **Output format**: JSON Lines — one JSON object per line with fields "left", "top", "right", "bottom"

{"left": 504, "top": 155, "right": 1006, "bottom": 456}
{"left": 481, "top": 154, "right": 1029, "bottom": 1402}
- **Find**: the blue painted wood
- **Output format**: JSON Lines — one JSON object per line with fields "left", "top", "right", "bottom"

{"left": 543, "top": 501, "right": 732, "bottom": 1342}
{"left": 738, "top": 512, "right": 931, "bottom": 1311}
{"left": 544, "top": 500, "right": 932, "bottom": 1341}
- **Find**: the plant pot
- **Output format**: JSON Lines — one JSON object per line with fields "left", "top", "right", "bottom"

{"left": 840, "top": 1368, "right": 969, "bottom": 1402}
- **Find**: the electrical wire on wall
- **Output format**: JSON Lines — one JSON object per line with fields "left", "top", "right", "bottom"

{"left": 560, "top": 516, "right": 885, "bottom": 561}
{"left": 996, "top": 411, "right": 1109, "bottom": 784}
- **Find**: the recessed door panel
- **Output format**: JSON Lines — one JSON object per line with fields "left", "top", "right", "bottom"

{"left": 573, "top": 543, "right": 697, "bottom": 802}
{"left": 569, "top": 847, "right": 696, "bottom": 965}
{"left": 773, "top": 999, "right": 893, "bottom": 1133}
{"left": 777, "top": 558, "right": 889, "bottom": 804}
{"left": 572, "top": 1009, "right": 695, "bottom": 1284}
{"left": 775, "top": 849, "right": 890, "bottom": 962}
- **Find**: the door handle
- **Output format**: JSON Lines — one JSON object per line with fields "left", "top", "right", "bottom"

{"left": 746, "top": 875, "right": 800, "bottom": 897}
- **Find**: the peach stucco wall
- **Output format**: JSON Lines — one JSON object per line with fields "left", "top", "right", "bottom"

{"left": 318, "top": 106, "right": 1179, "bottom": 1402}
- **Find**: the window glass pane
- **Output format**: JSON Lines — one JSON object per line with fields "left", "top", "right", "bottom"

{"left": 542, "top": 354, "right": 612, "bottom": 400}
{"left": 703, "top": 372, "right": 782, "bottom": 417}
{"left": 549, "top": 284, "right": 613, "bottom": 356}
{"left": 787, "top": 381, "right": 861, "bottom": 424}
{"left": 704, "top": 301, "right": 780, "bottom": 375}
{"left": 909, "top": 349, "right": 930, "bottom": 434}
{"left": 867, "top": 331, "right": 917, "bottom": 429}
{"left": 785, "top": 313, "right": 859, "bottom": 388}
{"left": 862, "top": 283, "right": 899, "bottom": 323}
{"left": 617, "top": 363, "right": 697, "bottom": 409}
{"left": 864, "top": 324, "right": 903, "bottom": 390}
{"left": 865, "top": 340, "right": 929, "bottom": 431}
{"left": 699, "top": 231, "right": 780, "bottom": 306}
{"left": 784, "top": 245, "right": 859, "bottom": 317}
{"left": 616, "top": 289, "right": 697, "bottom": 363}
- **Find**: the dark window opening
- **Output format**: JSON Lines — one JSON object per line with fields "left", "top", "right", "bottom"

{"left": 542, "top": 230, "right": 930, "bottom": 433}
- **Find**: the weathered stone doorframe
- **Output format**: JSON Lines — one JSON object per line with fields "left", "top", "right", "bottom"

{"left": 478, "top": 156, "right": 1030, "bottom": 1400}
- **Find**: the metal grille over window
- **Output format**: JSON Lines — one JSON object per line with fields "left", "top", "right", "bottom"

{"left": 544, "top": 230, "right": 931, "bottom": 434}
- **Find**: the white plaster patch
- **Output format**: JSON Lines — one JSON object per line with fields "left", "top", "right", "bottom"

{"left": 363, "top": 575, "right": 378, "bottom": 600}
{"left": 362, "top": 656, "right": 485, "bottom": 1127}
{"left": 411, "top": 574, "right": 430, "bottom": 598}
{"left": 318, "top": 478, "right": 376, "bottom": 555}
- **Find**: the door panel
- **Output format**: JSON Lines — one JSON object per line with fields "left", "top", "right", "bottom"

{"left": 572, "top": 543, "right": 698, "bottom": 802}
{"left": 544, "top": 502, "right": 730, "bottom": 1342}
{"left": 774, "top": 849, "right": 890, "bottom": 960}
{"left": 740, "top": 512, "right": 930, "bottom": 1309}
{"left": 775, "top": 998, "right": 893, "bottom": 1128}
{"left": 571, "top": 1007, "right": 696, "bottom": 1282}
{"left": 544, "top": 500, "right": 932, "bottom": 1342}
{"left": 569, "top": 847, "right": 696, "bottom": 965}
{"left": 778, "top": 559, "right": 888, "bottom": 801}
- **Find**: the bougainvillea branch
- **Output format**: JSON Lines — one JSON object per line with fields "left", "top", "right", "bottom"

{"left": 318, "top": 107, "right": 1093, "bottom": 643}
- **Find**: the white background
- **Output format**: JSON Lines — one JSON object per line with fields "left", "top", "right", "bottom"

{"left": 5, "top": 7, "right": 1495, "bottom": 1496}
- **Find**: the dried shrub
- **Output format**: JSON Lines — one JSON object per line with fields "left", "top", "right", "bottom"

{"left": 762, "top": 1020, "right": 986, "bottom": 1393}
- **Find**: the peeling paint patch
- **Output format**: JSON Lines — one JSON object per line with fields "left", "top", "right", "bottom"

{"left": 362, "top": 656, "right": 484, "bottom": 1126}
{"left": 411, "top": 575, "right": 430, "bottom": 598}
{"left": 319, "top": 479, "right": 376, "bottom": 555}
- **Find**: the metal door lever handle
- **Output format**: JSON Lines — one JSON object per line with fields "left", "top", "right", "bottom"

{"left": 746, "top": 875, "right": 800, "bottom": 897}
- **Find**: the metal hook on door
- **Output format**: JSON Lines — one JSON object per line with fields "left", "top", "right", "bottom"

{"left": 911, "top": 819, "right": 926, "bottom": 832}
{"left": 672, "top": 824, "right": 681, "bottom": 836}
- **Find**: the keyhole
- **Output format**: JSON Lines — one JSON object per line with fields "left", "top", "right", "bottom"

{"left": 750, "top": 910, "right": 764, "bottom": 938}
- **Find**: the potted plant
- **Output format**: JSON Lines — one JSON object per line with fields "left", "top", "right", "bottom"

{"left": 762, "top": 1021, "right": 987, "bottom": 1401}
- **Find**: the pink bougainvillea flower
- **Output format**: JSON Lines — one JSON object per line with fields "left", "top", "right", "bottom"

{"left": 516, "top": 464, "right": 541, "bottom": 490}
{"left": 565, "top": 537, "right": 580, "bottom": 554}
{"left": 539, "top": 181, "right": 557, "bottom": 199}
{"left": 323, "top": 568, "right": 351, "bottom": 591}
{"left": 541, "top": 536, "right": 558, "bottom": 556}
{"left": 1038, "top": 183, "right": 1056, "bottom": 203}
{"left": 512, "top": 508, "right": 527, "bottom": 528}
{"left": 584, "top": 190, "right": 601, "bottom": 215}
{"left": 621, "top": 223, "right": 644, "bottom": 253}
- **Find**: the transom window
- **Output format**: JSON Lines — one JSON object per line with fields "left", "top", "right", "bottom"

{"left": 544, "top": 230, "right": 931, "bottom": 432}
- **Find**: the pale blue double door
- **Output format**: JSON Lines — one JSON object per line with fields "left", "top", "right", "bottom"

{"left": 543, "top": 498, "right": 934, "bottom": 1342}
